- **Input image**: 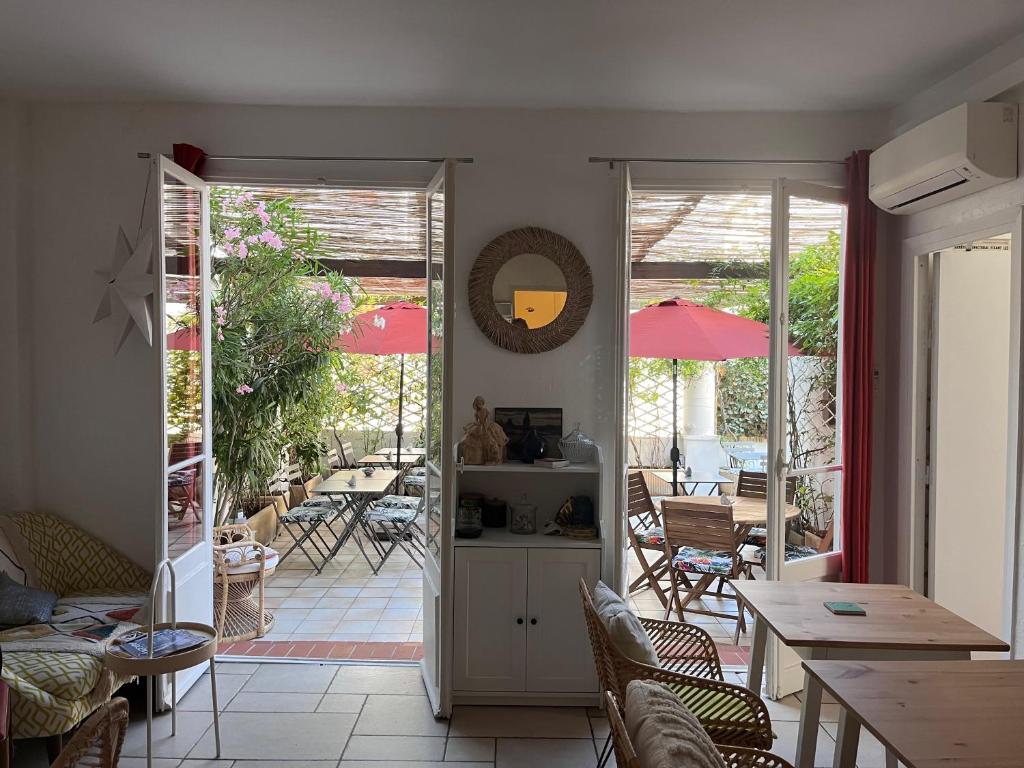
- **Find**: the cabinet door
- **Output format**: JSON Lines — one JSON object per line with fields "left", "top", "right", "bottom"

{"left": 525, "top": 548, "right": 601, "bottom": 693}
{"left": 453, "top": 547, "right": 528, "bottom": 691}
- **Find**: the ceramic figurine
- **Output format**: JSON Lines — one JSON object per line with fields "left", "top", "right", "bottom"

{"left": 459, "top": 396, "right": 508, "bottom": 465}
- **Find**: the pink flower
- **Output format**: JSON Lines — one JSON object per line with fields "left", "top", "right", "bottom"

{"left": 338, "top": 294, "right": 353, "bottom": 313}
{"left": 237, "top": 242, "right": 248, "bottom": 259}
{"left": 223, "top": 241, "right": 234, "bottom": 256}
{"left": 217, "top": 329, "right": 225, "bottom": 341}
{"left": 258, "top": 230, "right": 284, "bottom": 250}
{"left": 246, "top": 234, "right": 259, "bottom": 243}
{"left": 335, "top": 381, "right": 348, "bottom": 394}
{"left": 234, "top": 191, "right": 253, "bottom": 206}
{"left": 214, "top": 305, "right": 227, "bottom": 326}
{"left": 223, "top": 227, "right": 241, "bottom": 241}
{"left": 236, "top": 384, "right": 254, "bottom": 395}
{"left": 256, "top": 201, "right": 271, "bottom": 226}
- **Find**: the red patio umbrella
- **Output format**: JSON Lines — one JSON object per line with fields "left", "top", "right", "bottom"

{"left": 630, "top": 298, "right": 799, "bottom": 495}
{"left": 166, "top": 326, "right": 200, "bottom": 351}
{"left": 333, "top": 301, "right": 427, "bottom": 468}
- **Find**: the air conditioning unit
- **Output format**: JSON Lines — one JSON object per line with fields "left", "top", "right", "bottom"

{"left": 869, "top": 102, "right": 1018, "bottom": 215}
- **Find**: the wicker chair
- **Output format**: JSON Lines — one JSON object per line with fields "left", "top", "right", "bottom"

{"left": 605, "top": 690, "right": 793, "bottom": 768}
{"left": 49, "top": 698, "right": 129, "bottom": 768}
{"left": 579, "top": 579, "right": 773, "bottom": 751}
{"left": 213, "top": 523, "right": 278, "bottom": 642}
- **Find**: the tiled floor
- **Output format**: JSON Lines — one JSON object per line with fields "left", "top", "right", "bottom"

{"left": 14, "top": 661, "right": 894, "bottom": 768}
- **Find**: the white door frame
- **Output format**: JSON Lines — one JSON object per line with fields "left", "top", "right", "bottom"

{"left": 421, "top": 159, "right": 456, "bottom": 716}
{"left": 900, "top": 207, "right": 1024, "bottom": 655}
{"left": 612, "top": 162, "right": 632, "bottom": 592}
{"left": 155, "top": 156, "right": 214, "bottom": 701}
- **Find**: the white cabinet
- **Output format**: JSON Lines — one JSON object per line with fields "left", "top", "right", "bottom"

{"left": 453, "top": 545, "right": 600, "bottom": 695}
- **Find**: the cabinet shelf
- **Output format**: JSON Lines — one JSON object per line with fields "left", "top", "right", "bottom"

{"left": 459, "top": 462, "right": 599, "bottom": 475}
{"left": 454, "top": 529, "right": 602, "bottom": 548}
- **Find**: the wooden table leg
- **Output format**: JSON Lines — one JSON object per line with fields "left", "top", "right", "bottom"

{"left": 796, "top": 662, "right": 824, "bottom": 768}
{"left": 833, "top": 709, "right": 859, "bottom": 768}
{"left": 746, "top": 617, "right": 767, "bottom": 693}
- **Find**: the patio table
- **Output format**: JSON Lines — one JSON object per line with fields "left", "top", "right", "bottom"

{"left": 357, "top": 453, "right": 422, "bottom": 469}
{"left": 804, "top": 659, "right": 1024, "bottom": 768}
{"left": 732, "top": 580, "right": 1008, "bottom": 768}
{"left": 312, "top": 469, "right": 400, "bottom": 571}
{"left": 653, "top": 470, "right": 731, "bottom": 496}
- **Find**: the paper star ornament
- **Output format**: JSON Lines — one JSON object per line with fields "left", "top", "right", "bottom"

{"left": 94, "top": 226, "right": 155, "bottom": 352}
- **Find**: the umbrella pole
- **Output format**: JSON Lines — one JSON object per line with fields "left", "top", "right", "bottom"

{"left": 671, "top": 358, "right": 680, "bottom": 497}
{"left": 395, "top": 354, "right": 405, "bottom": 471}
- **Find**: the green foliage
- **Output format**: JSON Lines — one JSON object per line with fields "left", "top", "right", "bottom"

{"left": 210, "top": 188, "right": 357, "bottom": 520}
{"left": 716, "top": 357, "right": 768, "bottom": 439}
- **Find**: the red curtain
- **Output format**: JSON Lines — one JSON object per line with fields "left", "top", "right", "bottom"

{"left": 841, "top": 150, "right": 877, "bottom": 583}
{"left": 172, "top": 143, "right": 207, "bottom": 176}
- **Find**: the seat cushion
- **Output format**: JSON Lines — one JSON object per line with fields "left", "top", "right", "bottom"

{"left": 752, "top": 543, "right": 820, "bottom": 565}
{"left": 743, "top": 526, "right": 767, "bottom": 546}
{"left": 366, "top": 507, "right": 417, "bottom": 524}
{"left": 672, "top": 547, "right": 734, "bottom": 575}
{"left": 592, "top": 581, "right": 659, "bottom": 667}
{"left": 281, "top": 507, "right": 333, "bottom": 523}
{"left": 221, "top": 546, "right": 279, "bottom": 574}
{"left": 624, "top": 680, "right": 727, "bottom": 768}
{"left": 633, "top": 526, "right": 664, "bottom": 547}
{"left": 377, "top": 495, "right": 421, "bottom": 510}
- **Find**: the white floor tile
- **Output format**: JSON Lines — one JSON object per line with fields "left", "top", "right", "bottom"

{"left": 242, "top": 663, "right": 338, "bottom": 694}
{"left": 354, "top": 694, "right": 448, "bottom": 737}
{"left": 188, "top": 712, "right": 357, "bottom": 760}
{"left": 496, "top": 738, "right": 596, "bottom": 768}
{"left": 343, "top": 735, "right": 446, "bottom": 761}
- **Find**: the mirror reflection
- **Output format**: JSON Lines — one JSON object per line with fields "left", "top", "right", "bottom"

{"left": 491, "top": 252, "right": 568, "bottom": 329}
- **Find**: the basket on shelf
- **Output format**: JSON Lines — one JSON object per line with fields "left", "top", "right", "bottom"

{"left": 559, "top": 423, "right": 596, "bottom": 463}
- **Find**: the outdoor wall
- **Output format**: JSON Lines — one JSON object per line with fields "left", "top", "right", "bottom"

{"left": 13, "top": 102, "right": 889, "bottom": 569}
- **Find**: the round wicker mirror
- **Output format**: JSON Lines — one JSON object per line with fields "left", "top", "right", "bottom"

{"left": 468, "top": 227, "right": 593, "bottom": 354}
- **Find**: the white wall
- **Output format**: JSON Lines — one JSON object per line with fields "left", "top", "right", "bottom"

{"left": 0, "top": 101, "right": 33, "bottom": 512}
{"left": 15, "top": 102, "right": 888, "bottom": 567}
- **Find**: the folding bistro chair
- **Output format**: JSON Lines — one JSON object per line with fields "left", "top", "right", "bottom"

{"left": 735, "top": 470, "right": 795, "bottom": 548}
{"left": 661, "top": 496, "right": 747, "bottom": 644}
{"left": 325, "top": 448, "right": 343, "bottom": 474}
{"left": 276, "top": 465, "right": 341, "bottom": 573}
{"left": 626, "top": 472, "right": 672, "bottom": 607}
{"left": 360, "top": 494, "right": 426, "bottom": 571}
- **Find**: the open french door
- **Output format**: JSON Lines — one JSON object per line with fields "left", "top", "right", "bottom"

{"left": 156, "top": 156, "right": 214, "bottom": 703}
{"left": 613, "top": 162, "right": 633, "bottom": 591}
{"left": 422, "top": 160, "right": 456, "bottom": 716}
{"left": 764, "top": 179, "right": 846, "bottom": 698}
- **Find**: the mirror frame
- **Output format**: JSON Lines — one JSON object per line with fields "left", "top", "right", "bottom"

{"left": 468, "top": 227, "right": 593, "bottom": 354}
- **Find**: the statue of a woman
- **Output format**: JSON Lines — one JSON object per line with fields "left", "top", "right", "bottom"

{"left": 460, "top": 396, "right": 508, "bottom": 465}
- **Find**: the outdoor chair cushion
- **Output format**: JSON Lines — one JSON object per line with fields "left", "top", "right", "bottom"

{"left": 743, "top": 527, "right": 767, "bottom": 546}
{"left": 672, "top": 547, "right": 734, "bottom": 576}
{"left": 221, "top": 545, "right": 279, "bottom": 574}
{"left": 752, "top": 543, "right": 819, "bottom": 565}
{"left": 366, "top": 506, "right": 417, "bottom": 525}
{"left": 592, "top": 581, "right": 660, "bottom": 667}
{"left": 633, "top": 526, "right": 665, "bottom": 547}
{"left": 377, "top": 495, "right": 421, "bottom": 510}
{"left": 625, "top": 680, "right": 727, "bottom": 768}
{"left": 0, "top": 572, "right": 57, "bottom": 628}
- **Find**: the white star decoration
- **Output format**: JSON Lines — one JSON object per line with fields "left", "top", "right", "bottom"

{"left": 94, "top": 226, "right": 155, "bottom": 353}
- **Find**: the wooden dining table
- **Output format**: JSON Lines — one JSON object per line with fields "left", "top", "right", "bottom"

{"left": 804, "top": 659, "right": 1024, "bottom": 768}
{"left": 731, "top": 580, "right": 1008, "bottom": 768}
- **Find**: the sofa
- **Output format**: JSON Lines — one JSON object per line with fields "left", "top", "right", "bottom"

{"left": 0, "top": 512, "right": 150, "bottom": 746}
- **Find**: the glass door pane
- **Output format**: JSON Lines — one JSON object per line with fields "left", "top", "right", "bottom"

{"left": 422, "top": 160, "right": 455, "bottom": 716}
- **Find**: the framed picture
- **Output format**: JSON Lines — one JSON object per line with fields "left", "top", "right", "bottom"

{"left": 494, "top": 407, "right": 563, "bottom": 461}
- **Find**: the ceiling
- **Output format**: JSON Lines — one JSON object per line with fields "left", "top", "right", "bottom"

{"left": 3, "top": 0, "right": 1024, "bottom": 111}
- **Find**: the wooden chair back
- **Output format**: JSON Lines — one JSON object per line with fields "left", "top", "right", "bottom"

{"left": 326, "top": 448, "right": 342, "bottom": 471}
{"left": 661, "top": 497, "right": 737, "bottom": 556}
{"left": 604, "top": 691, "right": 640, "bottom": 768}
{"left": 339, "top": 441, "right": 355, "bottom": 467}
{"left": 50, "top": 698, "right": 128, "bottom": 768}
{"left": 627, "top": 471, "right": 661, "bottom": 532}
{"left": 736, "top": 470, "right": 795, "bottom": 504}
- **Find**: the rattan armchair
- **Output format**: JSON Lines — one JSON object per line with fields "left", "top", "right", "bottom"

{"left": 213, "top": 523, "right": 277, "bottom": 642}
{"left": 605, "top": 690, "right": 793, "bottom": 768}
{"left": 579, "top": 579, "right": 773, "bottom": 750}
{"left": 49, "top": 698, "right": 129, "bottom": 768}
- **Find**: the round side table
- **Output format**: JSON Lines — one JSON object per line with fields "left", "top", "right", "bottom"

{"left": 105, "top": 622, "right": 221, "bottom": 768}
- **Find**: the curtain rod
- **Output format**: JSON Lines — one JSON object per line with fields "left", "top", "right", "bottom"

{"left": 588, "top": 156, "right": 845, "bottom": 166}
{"left": 203, "top": 154, "right": 474, "bottom": 164}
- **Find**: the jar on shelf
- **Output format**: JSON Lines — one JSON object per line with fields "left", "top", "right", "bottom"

{"left": 456, "top": 494, "right": 483, "bottom": 538}
{"left": 559, "top": 423, "right": 596, "bottom": 463}
{"left": 509, "top": 497, "right": 537, "bottom": 535}
{"left": 481, "top": 497, "right": 507, "bottom": 528}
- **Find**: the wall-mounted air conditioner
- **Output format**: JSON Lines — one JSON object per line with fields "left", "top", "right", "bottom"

{"left": 869, "top": 102, "right": 1017, "bottom": 215}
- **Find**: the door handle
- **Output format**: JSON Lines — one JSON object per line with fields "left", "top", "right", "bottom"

{"left": 530, "top": 618, "right": 537, "bottom": 625}
{"left": 516, "top": 618, "right": 524, "bottom": 625}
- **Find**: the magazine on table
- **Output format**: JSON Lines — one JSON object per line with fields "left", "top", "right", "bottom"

{"left": 115, "top": 628, "right": 209, "bottom": 659}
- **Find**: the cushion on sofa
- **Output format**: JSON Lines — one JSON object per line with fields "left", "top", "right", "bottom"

{"left": 0, "top": 572, "right": 57, "bottom": 627}
{"left": 592, "top": 581, "right": 660, "bottom": 667}
{"left": 0, "top": 525, "right": 26, "bottom": 585}
{"left": 624, "top": 679, "right": 727, "bottom": 768}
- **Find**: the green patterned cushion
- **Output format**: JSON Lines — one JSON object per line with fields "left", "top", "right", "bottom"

{"left": 672, "top": 547, "right": 734, "bottom": 575}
